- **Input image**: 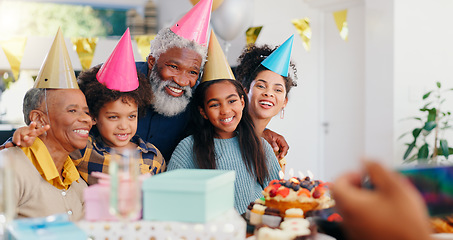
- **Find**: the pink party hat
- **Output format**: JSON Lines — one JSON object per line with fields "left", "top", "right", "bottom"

{"left": 170, "top": 0, "right": 212, "bottom": 45}
{"left": 96, "top": 28, "right": 139, "bottom": 92}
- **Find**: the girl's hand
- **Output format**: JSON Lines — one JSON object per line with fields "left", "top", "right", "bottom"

{"left": 263, "top": 129, "right": 289, "bottom": 159}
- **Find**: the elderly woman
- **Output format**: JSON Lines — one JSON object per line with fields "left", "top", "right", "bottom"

{"left": 1, "top": 88, "right": 92, "bottom": 221}
{"left": 0, "top": 29, "right": 92, "bottom": 221}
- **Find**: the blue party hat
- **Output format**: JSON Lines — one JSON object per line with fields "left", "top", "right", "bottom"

{"left": 260, "top": 35, "right": 294, "bottom": 77}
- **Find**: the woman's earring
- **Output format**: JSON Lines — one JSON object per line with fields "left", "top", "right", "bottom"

{"left": 280, "top": 108, "right": 285, "bottom": 119}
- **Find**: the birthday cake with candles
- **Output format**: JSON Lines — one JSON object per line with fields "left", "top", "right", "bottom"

{"left": 261, "top": 176, "right": 335, "bottom": 217}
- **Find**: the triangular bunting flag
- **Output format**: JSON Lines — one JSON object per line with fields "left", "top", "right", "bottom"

{"left": 292, "top": 18, "right": 311, "bottom": 51}
{"left": 246, "top": 26, "right": 263, "bottom": 46}
{"left": 134, "top": 35, "right": 156, "bottom": 61}
{"left": 71, "top": 37, "right": 98, "bottom": 71}
{"left": 333, "top": 9, "right": 348, "bottom": 41}
{"left": 0, "top": 37, "right": 27, "bottom": 80}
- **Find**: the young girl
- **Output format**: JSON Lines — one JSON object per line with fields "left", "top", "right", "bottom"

{"left": 167, "top": 32, "right": 280, "bottom": 214}
{"left": 235, "top": 36, "right": 298, "bottom": 171}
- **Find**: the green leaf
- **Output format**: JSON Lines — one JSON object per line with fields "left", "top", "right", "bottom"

{"left": 423, "top": 91, "right": 433, "bottom": 100}
{"left": 423, "top": 102, "right": 433, "bottom": 109}
{"left": 417, "top": 143, "right": 429, "bottom": 160}
{"left": 412, "top": 128, "right": 422, "bottom": 138}
{"left": 440, "top": 139, "right": 449, "bottom": 159}
{"left": 398, "top": 132, "right": 410, "bottom": 140}
{"left": 441, "top": 126, "right": 453, "bottom": 130}
{"left": 399, "top": 116, "right": 422, "bottom": 122}
{"left": 428, "top": 109, "right": 437, "bottom": 122}
{"left": 423, "top": 121, "right": 437, "bottom": 131}
{"left": 403, "top": 142, "right": 416, "bottom": 160}
{"left": 403, "top": 154, "right": 418, "bottom": 164}
{"left": 437, "top": 82, "right": 441, "bottom": 88}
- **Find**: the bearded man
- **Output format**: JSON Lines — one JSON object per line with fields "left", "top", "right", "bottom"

{"left": 135, "top": 27, "right": 207, "bottom": 161}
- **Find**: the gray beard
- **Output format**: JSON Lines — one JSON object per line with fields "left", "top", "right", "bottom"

{"left": 149, "top": 67, "right": 192, "bottom": 117}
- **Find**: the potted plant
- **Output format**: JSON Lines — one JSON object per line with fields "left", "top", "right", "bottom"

{"left": 401, "top": 82, "right": 453, "bottom": 164}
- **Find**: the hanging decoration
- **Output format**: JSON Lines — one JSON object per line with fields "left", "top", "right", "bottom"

{"left": 291, "top": 18, "right": 311, "bottom": 51}
{"left": 0, "top": 37, "right": 27, "bottom": 80}
{"left": 190, "top": 0, "right": 223, "bottom": 11}
{"left": 71, "top": 37, "right": 98, "bottom": 71}
{"left": 333, "top": 9, "right": 348, "bottom": 41}
{"left": 134, "top": 35, "right": 156, "bottom": 61}
{"left": 245, "top": 26, "right": 263, "bottom": 46}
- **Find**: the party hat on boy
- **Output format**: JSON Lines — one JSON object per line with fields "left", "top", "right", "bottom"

{"left": 201, "top": 30, "right": 235, "bottom": 83}
{"left": 260, "top": 35, "right": 294, "bottom": 77}
{"left": 34, "top": 27, "right": 78, "bottom": 89}
{"left": 96, "top": 28, "right": 139, "bottom": 92}
{"left": 170, "top": 0, "right": 212, "bottom": 46}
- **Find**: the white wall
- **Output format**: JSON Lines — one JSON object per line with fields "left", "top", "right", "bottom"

{"left": 364, "top": 0, "right": 394, "bottom": 167}
{"left": 393, "top": 0, "right": 453, "bottom": 165}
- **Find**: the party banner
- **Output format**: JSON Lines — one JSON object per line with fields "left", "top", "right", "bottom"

{"left": 291, "top": 18, "right": 311, "bottom": 51}
{"left": 0, "top": 37, "right": 27, "bottom": 80}
{"left": 71, "top": 37, "right": 98, "bottom": 70}
{"left": 190, "top": 0, "right": 224, "bottom": 11}
{"left": 246, "top": 26, "right": 262, "bottom": 46}
{"left": 333, "top": 9, "right": 348, "bottom": 41}
{"left": 134, "top": 35, "right": 156, "bottom": 61}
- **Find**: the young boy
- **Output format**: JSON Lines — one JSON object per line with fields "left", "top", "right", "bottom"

{"left": 10, "top": 29, "right": 166, "bottom": 185}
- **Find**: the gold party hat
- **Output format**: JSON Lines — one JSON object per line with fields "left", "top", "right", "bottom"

{"left": 34, "top": 28, "right": 78, "bottom": 89}
{"left": 201, "top": 30, "right": 235, "bottom": 83}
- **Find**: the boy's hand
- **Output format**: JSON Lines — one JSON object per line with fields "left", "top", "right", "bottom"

{"left": 11, "top": 122, "right": 50, "bottom": 147}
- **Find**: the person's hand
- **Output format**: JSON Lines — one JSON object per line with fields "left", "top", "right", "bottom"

{"left": 332, "top": 161, "right": 433, "bottom": 240}
{"left": 262, "top": 129, "right": 289, "bottom": 160}
{"left": 10, "top": 122, "right": 50, "bottom": 148}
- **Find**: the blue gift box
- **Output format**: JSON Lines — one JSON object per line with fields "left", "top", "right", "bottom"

{"left": 142, "top": 169, "right": 235, "bottom": 223}
{"left": 6, "top": 214, "right": 87, "bottom": 240}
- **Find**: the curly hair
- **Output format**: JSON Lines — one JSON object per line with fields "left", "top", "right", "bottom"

{"left": 149, "top": 28, "right": 207, "bottom": 70}
{"left": 77, "top": 64, "right": 153, "bottom": 119}
{"left": 235, "top": 44, "right": 298, "bottom": 96}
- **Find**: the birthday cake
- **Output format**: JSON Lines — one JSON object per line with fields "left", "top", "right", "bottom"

{"left": 262, "top": 177, "right": 335, "bottom": 216}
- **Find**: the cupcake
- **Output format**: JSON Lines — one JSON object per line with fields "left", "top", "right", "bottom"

{"left": 262, "top": 208, "right": 282, "bottom": 227}
{"left": 284, "top": 208, "right": 304, "bottom": 220}
{"left": 250, "top": 204, "right": 266, "bottom": 225}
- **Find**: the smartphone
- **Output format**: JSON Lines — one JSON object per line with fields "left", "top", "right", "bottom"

{"left": 398, "top": 164, "right": 453, "bottom": 217}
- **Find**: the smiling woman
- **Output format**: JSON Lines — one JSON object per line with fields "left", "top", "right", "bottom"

{"left": 0, "top": 29, "right": 92, "bottom": 220}
{"left": 235, "top": 37, "right": 297, "bottom": 169}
